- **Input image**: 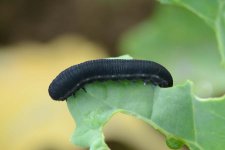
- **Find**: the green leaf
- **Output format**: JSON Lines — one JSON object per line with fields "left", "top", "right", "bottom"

{"left": 158, "top": 0, "right": 225, "bottom": 66}
{"left": 119, "top": 6, "right": 225, "bottom": 97}
{"left": 67, "top": 80, "right": 225, "bottom": 150}
{"left": 166, "top": 137, "right": 184, "bottom": 149}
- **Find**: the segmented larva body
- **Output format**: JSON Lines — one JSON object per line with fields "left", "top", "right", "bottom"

{"left": 48, "top": 59, "right": 173, "bottom": 101}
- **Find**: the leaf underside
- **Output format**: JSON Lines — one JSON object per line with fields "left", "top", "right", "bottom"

{"left": 67, "top": 80, "right": 225, "bottom": 150}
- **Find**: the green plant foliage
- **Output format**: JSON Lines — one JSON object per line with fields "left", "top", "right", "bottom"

{"left": 67, "top": 79, "right": 225, "bottom": 150}
{"left": 159, "top": 0, "right": 225, "bottom": 66}
{"left": 166, "top": 137, "right": 184, "bottom": 149}
{"left": 119, "top": 6, "right": 225, "bottom": 97}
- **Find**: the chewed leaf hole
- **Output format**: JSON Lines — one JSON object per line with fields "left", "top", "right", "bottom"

{"left": 106, "top": 140, "right": 136, "bottom": 150}
{"left": 103, "top": 113, "right": 173, "bottom": 150}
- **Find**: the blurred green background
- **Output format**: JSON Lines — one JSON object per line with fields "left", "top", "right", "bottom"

{"left": 0, "top": 0, "right": 224, "bottom": 150}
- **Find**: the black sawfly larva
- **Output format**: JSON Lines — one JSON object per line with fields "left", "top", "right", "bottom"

{"left": 48, "top": 59, "right": 173, "bottom": 101}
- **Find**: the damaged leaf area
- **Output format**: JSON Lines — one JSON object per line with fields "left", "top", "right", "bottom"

{"left": 67, "top": 80, "right": 225, "bottom": 150}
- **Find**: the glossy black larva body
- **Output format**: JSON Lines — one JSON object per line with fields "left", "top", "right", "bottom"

{"left": 48, "top": 59, "right": 173, "bottom": 101}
